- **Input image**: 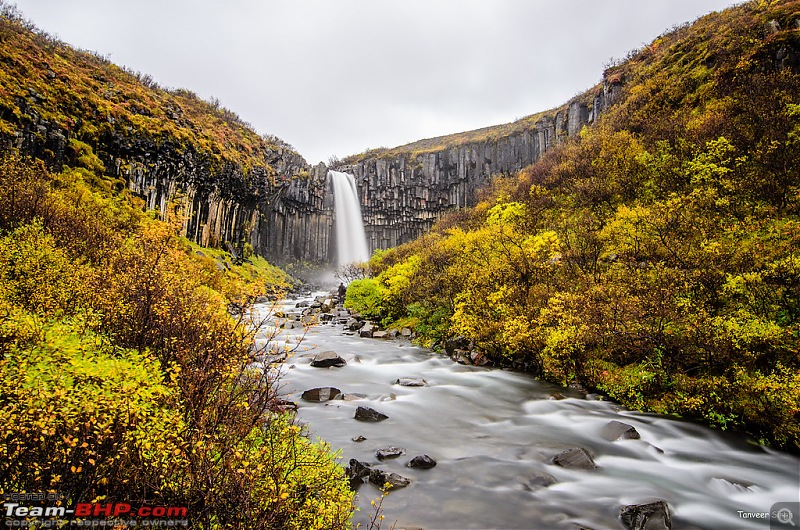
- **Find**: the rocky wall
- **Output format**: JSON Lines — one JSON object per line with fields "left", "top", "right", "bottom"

{"left": 338, "top": 78, "right": 622, "bottom": 254}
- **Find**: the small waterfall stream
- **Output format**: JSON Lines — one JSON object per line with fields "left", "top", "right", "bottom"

{"left": 329, "top": 170, "right": 370, "bottom": 267}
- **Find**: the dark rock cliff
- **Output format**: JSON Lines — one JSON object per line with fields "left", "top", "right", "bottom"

{"left": 336, "top": 77, "right": 623, "bottom": 253}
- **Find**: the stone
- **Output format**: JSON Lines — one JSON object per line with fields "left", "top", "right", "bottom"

{"left": 548, "top": 392, "right": 566, "bottom": 400}
{"left": 452, "top": 349, "right": 472, "bottom": 365}
{"left": 354, "top": 406, "right": 388, "bottom": 422}
{"left": 470, "top": 350, "right": 492, "bottom": 366}
{"left": 400, "top": 327, "right": 413, "bottom": 338}
{"left": 395, "top": 377, "right": 427, "bottom": 387}
{"left": 372, "top": 330, "right": 388, "bottom": 339}
{"left": 387, "top": 329, "right": 400, "bottom": 339}
{"left": 342, "top": 393, "right": 367, "bottom": 401}
{"left": 444, "top": 336, "right": 470, "bottom": 355}
{"left": 378, "top": 393, "right": 397, "bottom": 402}
{"left": 352, "top": 435, "right": 367, "bottom": 442}
{"left": 295, "top": 301, "right": 309, "bottom": 308}
{"left": 600, "top": 420, "right": 641, "bottom": 441}
{"left": 406, "top": 454, "right": 437, "bottom": 469}
{"left": 346, "top": 318, "right": 364, "bottom": 331}
{"left": 270, "top": 399, "right": 298, "bottom": 413}
{"left": 376, "top": 446, "right": 406, "bottom": 460}
{"left": 552, "top": 448, "right": 597, "bottom": 470}
{"left": 369, "top": 469, "right": 411, "bottom": 489}
{"left": 523, "top": 472, "right": 557, "bottom": 490}
{"left": 359, "top": 323, "right": 373, "bottom": 338}
{"left": 301, "top": 387, "right": 342, "bottom": 402}
{"left": 346, "top": 459, "right": 372, "bottom": 488}
{"left": 620, "top": 500, "right": 672, "bottom": 530}
{"left": 310, "top": 350, "right": 347, "bottom": 368}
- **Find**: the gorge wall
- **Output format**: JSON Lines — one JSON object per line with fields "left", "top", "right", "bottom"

{"left": 3, "top": 12, "right": 624, "bottom": 268}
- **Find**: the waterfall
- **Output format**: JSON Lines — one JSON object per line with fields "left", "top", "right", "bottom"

{"left": 329, "top": 170, "right": 370, "bottom": 267}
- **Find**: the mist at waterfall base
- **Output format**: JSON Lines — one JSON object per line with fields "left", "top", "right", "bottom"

{"left": 257, "top": 296, "right": 800, "bottom": 530}
{"left": 330, "top": 170, "right": 370, "bottom": 270}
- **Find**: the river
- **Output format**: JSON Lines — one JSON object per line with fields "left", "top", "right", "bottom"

{"left": 254, "top": 295, "right": 799, "bottom": 530}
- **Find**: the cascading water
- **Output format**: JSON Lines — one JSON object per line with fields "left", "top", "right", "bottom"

{"left": 329, "top": 170, "right": 370, "bottom": 267}
{"left": 257, "top": 294, "right": 800, "bottom": 530}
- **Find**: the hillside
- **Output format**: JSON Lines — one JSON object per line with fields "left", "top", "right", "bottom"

{"left": 350, "top": 0, "right": 800, "bottom": 451}
{"left": 0, "top": 4, "right": 353, "bottom": 528}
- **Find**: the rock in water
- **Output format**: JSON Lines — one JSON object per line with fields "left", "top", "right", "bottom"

{"left": 369, "top": 469, "right": 411, "bottom": 489}
{"left": 601, "top": 420, "right": 641, "bottom": 441}
{"left": 376, "top": 447, "right": 405, "bottom": 460}
{"left": 347, "top": 459, "right": 372, "bottom": 488}
{"left": 407, "top": 454, "right": 437, "bottom": 469}
{"left": 552, "top": 447, "right": 598, "bottom": 470}
{"left": 310, "top": 350, "right": 347, "bottom": 368}
{"left": 354, "top": 406, "right": 388, "bottom": 422}
{"left": 395, "top": 377, "right": 427, "bottom": 387}
{"left": 301, "top": 387, "right": 342, "bottom": 402}
{"left": 620, "top": 500, "right": 672, "bottom": 530}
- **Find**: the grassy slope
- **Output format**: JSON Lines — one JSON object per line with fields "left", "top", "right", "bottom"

{"left": 0, "top": 3, "right": 307, "bottom": 184}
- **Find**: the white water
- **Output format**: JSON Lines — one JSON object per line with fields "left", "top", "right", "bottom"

{"left": 329, "top": 171, "right": 370, "bottom": 267}
{"left": 257, "top": 296, "right": 800, "bottom": 529}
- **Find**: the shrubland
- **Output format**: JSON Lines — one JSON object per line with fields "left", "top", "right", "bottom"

{"left": 347, "top": 0, "right": 800, "bottom": 452}
{"left": 0, "top": 152, "right": 353, "bottom": 528}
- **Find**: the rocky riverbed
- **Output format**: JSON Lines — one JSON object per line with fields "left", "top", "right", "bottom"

{"left": 253, "top": 293, "right": 800, "bottom": 530}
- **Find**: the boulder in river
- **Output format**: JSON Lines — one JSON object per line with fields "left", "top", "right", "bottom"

{"left": 310, "top": 350, "right": 347, "bottom": 368}
{"left": 620, "top": 500, "right": 672, "bottom": 530}
{"left": 552, "top": 447, "right": 598, "bottom": 470}
{"left": 601, "top": 420, "right": 641, "bottom": 441}
{"left": 369, "top": 468, "right": 411, "bottom": 489}
{"left": 346, "top": 458, "right": 372, "bottom": 488}
{"left": 406, "top": 454, "right": 437, "bottom": 469}
{"left": 301, "top": 387, "right": 342, "bottom": 402}
{"left": 359, "top": 323, "right": 374, "bottom": 338}
{"left": 352, "top": 435, "right": 367, "bottom": 442}
{"left": 372, "top": 330, "right": 388, "bottom": 339}
{"left": 342, "top": 393, "right": 367, "bottom": 401}
{"left": 522, "top": 471, "right": 557, "bottom": 490}
{"left": 376, "top": 446, "right": 406, "bottom": 460}
{"left": 395, "top": 377, "right": 427, "bottom": 387}
{"left": 354, "top": 406, "right": 388, "bottom": 422}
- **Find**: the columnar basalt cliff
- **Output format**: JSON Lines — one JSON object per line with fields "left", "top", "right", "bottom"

{"left": 2, "top": 9, "right": 627, "bottom": 267}
{"left": 336, "top": 77, "right": 623, "bottom": 253}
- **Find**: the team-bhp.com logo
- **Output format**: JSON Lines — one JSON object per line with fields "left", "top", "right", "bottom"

{"left": 3, "top": 493, "right": 188, "bottom": 527}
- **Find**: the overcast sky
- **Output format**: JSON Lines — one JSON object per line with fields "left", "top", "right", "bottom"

{"left": 13, "top": 1, "right": 741, "bottom": 165}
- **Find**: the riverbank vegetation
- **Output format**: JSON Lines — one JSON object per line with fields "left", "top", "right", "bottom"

{"left": 349, "top": 0, "right": 800, "bottom": 452}
{"left": 0, "top": 151, "right": 353, "bottom": 528}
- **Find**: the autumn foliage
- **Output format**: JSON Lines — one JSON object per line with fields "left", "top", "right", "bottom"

{"left": 354, "top": 0, "right": 800, "bottom": 452}
{"left": 0, "top": 153, "right": 353, "bottom": 528}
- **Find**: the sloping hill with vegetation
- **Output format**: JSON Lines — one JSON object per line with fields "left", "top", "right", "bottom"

{"left": 349, "top": 0, "right": 800, "bottom": 452}
{"left": 0, "top": 4, "right": 352, "bottom": 528}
